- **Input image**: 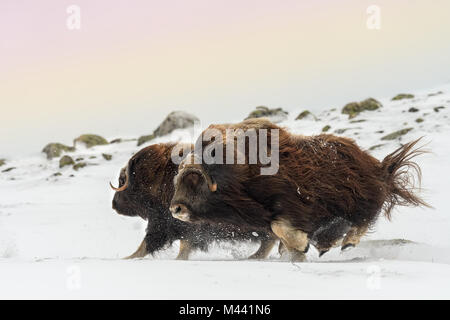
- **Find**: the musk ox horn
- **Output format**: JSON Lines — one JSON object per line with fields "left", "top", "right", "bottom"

{"left": 109, "top": 181, "right": 128, "bottom": 192}
{"left": 110, "top": 166, "right": 129, "bottom": 192}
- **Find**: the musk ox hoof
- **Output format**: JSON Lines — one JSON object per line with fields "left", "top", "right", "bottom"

{"left": 341, "top": 243, "right": 356, "bottom": 251}
{"left": 304, "top": 243, "right": 310, "bottom": 254}
{"left": 290, "top": 250, "right": 307, "bottom": 263}
{"left": 319, "top": 249, "right": 329, "bottom": 257}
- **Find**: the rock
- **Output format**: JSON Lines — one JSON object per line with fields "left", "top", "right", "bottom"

{"left": 369, "top": 144, "right": 385, "bottom": 151}
{"left": 341, "top": 98, "right": 381, "bottom": 119}
{"left": 52, "top": 172, "right": 62, "bottom": 177}
{"left": 1, "top": 167, "right": 16, "bottom": 173}
{"left": 73, "top": 162, "right": 87, "bottom": 171}
{"left": 89, "top": 156, "right": 97, "bottom": 159}
{"left": 295, "top": 110, "right": 317, "bottom": 121}
{"left": 137, "top": 111, "right": 199, "bottom": 147}
{"left": 322, "top": 125, "right": 331, "bottom": 132}
{"left": 154, "top": 111, "right": 199, "bottom": 137}
{"left": 0, "top": 159, "right": 5, "bottom": 167}
{"left": 408, "top": 107, "right": 419, "bottom": 113}
{"left": 416, "top": 118, "right": 424, "bottom": 123}
{"left": 59, "top": 155, "right": 75, "bottom": 168}
{"left": 110, "top": 138, "right": 137, "bottom": 144}
{"left": 349, "top": 119, "right": 366, "bottom": 123}
{"left": 392, "top": 94, "right": 414, "bottom": 101}
{"left": 102, "top": 153, "right": 112, "bottom": 161}
{"left": 42, "top": 143, "right": 75, "bottom": 160}
{"left": 334, "top": 128, "right": 347, "bottom": 134}
{"left": 335, "top": 127, "right": 362, "bottom": 134}
{"left": 74, "top": 134, "right": 108, "bottom": 148}
{"left": 381, "top": 128, "right": 413, "bottom": 141}
{"left": 245, "top": 106, "right": 288, "bottom": 123}
{"left": 137, "top": 134, "right": 155, "bottom": 147}
{"left": 75, "top": 157, "right": 84, "bottom": 162}
{"left": 434, "top": 106, "right": 445, "bottom": 113}
{"left": 428, "top": 91, "right": 443, "bottom": 97}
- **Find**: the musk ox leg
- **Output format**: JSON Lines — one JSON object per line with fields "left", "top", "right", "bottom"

{"left": 176, "top": 240, "right": 194, "bottom": 260}
{"left": 271, "top": 220, "right": 309, "bottom": 262}
{"left": 278, "top": 241, "right": 287, "bottom": 256}
{"left": 248, "top": 239, "right": 277, "bottom": 259}
{"left": 341, "top": 225, "right": 369, "bottom": 251}
{"left": 124, "top": 239, "right": 148, "bottom": 259}
{"left": 278, "top": 241, "right": 309, "bottom": 256}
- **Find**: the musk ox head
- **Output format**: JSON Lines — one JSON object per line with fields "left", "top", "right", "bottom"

{"left": 111, "top": 143, "right": 189, "bottom": 220}
{"left": 170, "top": 152, "right": 218, "bottom": 223}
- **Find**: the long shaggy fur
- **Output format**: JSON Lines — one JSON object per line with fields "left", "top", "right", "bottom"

{"left": 171, "top": 118, "right": 429, "bottom": 251}
{"left": 380, "top": 138, "right": 430, "bottom": 219}
{"left": 112, "top": 142, "right": 273, "bottom": 258}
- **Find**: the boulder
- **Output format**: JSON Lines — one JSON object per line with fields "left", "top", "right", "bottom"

{"left": 341, "top": 98, "right": 381, "bottom": 119}
{"left": 59, "top": 155, "right": 75, "bottom": 168}
{"left": 0, "top": 159, "right": 5, "bottom": 167}
{"left": 245, "top": 106, "right": 288, "bottom": 123}
{"left": 137, "top": 111, "right": 199, "bottom": 146}
{"left": 73, "top": 162, "right": 87, "bottom": 171}
{"left": 42, "top": 143, "right": 75, "bottom": 160}
{"left": 137, "top": 134, "right": 155, "bottom": 147}
{"left": 74, "top": 134, "right": 108, "bottom": 148}
{"left": 322, "top": 125, "right": 331, "bottom": 132}
{"left": 408, "top": 107, "right": 419, "bottom": 113}
{"left": 110, "top": 138, "right": 137, "bottom": 144}
{"left": 381, "top": 128, "right": 413, "bottom": 141}
{"left": 392, "top": 94, "right": 414, "bottom": 101}
{"left": 295, "top": 110, "right": 317, "bottom": 121}
{"left": 369, "top": 144, "right": 385, "bottom": 151}
{"left": 102, "top": 153, "right": 112, "bottom": 161}
{"left": 154, "top": 111, "right": 199, "bottom": 137}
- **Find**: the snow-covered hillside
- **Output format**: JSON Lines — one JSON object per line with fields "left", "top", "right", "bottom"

{"left": 1, "top": 85, "right": 450, "bottom": 299}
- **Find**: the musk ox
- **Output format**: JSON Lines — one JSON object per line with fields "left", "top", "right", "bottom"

{"left": 111, "top": 142, "right": 276, "bottom": 260}
{"left": 170, "top": 118, "right": 429, "bottom": 261}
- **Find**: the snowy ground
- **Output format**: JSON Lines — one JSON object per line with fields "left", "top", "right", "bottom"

{"left": 1, "top": 85, "right": 450, "bottom": 299}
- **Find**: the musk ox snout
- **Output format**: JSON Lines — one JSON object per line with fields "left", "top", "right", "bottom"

{"left": 169, "top": 203, "right": 191, "bottom": 222}
{"left": 112, "top": 192, "right": 127, "bottom": 215}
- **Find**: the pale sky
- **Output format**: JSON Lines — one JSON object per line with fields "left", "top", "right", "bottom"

{"left": 1, "top": 0, "right": 450, "bottom": 156}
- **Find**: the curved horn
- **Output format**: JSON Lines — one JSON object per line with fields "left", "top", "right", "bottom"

{"left": 110, "top": 166, "right": 129, "bottom": 192}
{"left": 109, "top": 181, "right": 128, "bottom": 192}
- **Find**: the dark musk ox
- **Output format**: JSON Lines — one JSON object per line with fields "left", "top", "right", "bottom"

{"left": 110, "top": 142, "right": 276, "bottom": 260}
{"left": 170, "top": 118, "right": 429, "bottom": 261}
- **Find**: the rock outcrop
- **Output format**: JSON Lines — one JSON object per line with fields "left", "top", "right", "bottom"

{"left": 42, "top": 143, "right": 75, "bottom": 160}
{"left": 245, "top": 106, "right": 288, "bottom": 123}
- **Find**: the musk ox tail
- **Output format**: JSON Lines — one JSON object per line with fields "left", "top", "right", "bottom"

{"left": 380, "top": 138, "right": 431, "bottom": 219}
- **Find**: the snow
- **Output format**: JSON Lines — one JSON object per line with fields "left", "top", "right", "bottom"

{"left": 1, "top": 85, "right": 450, "bottom": 299}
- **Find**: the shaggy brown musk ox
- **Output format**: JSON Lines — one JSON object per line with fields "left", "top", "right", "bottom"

{"left": 170, "top": 118, "right": 429, "bottom": 261}
{"left": 111, "top": 142, "right": 276, "bottom": 260}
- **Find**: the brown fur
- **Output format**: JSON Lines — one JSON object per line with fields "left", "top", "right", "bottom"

{"left": 171, "top": 118, "right": 429, "bottom": 257}
{"left": 112, "top": 142, "right": 275, "bottom": 259}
